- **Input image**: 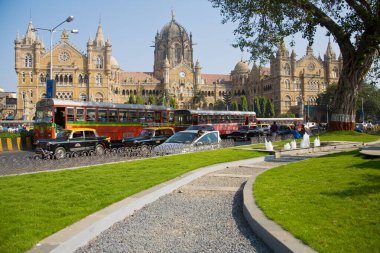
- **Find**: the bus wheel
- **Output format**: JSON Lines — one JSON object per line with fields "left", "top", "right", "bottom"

{"left": 72, "top": 152, "right": 80, "bottom": 158}
{"left": 55, "top": 147, "right": 66, "bottom": 160}
{"left": 96, "top": 145, "right": 105, "bottom": 156}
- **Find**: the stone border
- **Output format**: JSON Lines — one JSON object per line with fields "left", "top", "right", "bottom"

{"left": 243, "top": 172, "right": 317, "bottom": 253}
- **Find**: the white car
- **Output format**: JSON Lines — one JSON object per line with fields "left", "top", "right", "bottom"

{"left": 305, "top": 122, "right": 317, "bottom": 129}
{"left": 153, "top": 130, "right": 221, "bottom": 155}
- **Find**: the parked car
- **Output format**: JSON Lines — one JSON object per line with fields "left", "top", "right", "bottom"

{"left": 122, "top": 127, "right": 175, "bottom": 147}
{"left": 34, "top": 128, "right": 111, "bottom": 159}
{"left": 256, "top": 123, "right": 270, "bottom": 135}
{"left": 153, "top": 130, "right": 221, "bottom": 155}
{"left": 227, "top": 125, "right": 261, "bottom": 141}
{"left": 277, "top": 124, "right": 294, "bottom": 135}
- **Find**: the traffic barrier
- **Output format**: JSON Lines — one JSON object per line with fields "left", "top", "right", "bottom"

{"left": 0, "top": 137, "right": 33, "bottom": 152}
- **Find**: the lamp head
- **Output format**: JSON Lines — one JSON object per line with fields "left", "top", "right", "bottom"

{"left": 66, "top": 16, "right": 74, "bottom": 22}
{"left": 71, "top": 29, "right": 79, "bottom": 34}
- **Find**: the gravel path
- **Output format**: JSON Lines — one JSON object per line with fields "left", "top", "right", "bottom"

{"left": 75, "top": 164, "right": 275, "bottom": 253}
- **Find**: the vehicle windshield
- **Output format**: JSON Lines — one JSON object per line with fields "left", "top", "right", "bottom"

{"left": 238, "top": 126, "right": 249, "bottom": 131}
{"left": 35, "top": 106, "right": 53, "bottom": 123}
{"left": 165, "top": 132, "right": 198, "bottom": 144}
{"left": 138, "top": 129, "right": 154, "bottom": 137}
{"left": 56, "top": 130, "right": 72, "bottom": 139}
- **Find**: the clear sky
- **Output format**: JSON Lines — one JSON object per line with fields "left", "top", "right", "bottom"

{"left": 0, "top": 0, "right": 339, "bottom": 92}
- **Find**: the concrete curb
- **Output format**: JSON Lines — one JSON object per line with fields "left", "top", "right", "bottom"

{"left": 27, "top": 156, "right": 270, "bottom": 253}
{"left": 0, "top": 136, "right": 33, "bottom": 152}
{"left": 243, "top": 171, "right": 317, "bottom": 253}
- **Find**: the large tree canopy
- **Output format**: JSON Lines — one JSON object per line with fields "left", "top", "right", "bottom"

{"left": 210, "top": 0, "right": 380, "bottom": 130}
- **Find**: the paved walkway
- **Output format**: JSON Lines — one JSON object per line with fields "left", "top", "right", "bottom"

{"left": 27, "top": 141, "right": 378, "bottom": 253}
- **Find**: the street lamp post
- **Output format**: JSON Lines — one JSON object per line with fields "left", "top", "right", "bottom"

{"left": 361, "top": 97, "right": 364, "bottom": 123}
{"left": 32, "top": 16, "right": 77, "bottom": 98}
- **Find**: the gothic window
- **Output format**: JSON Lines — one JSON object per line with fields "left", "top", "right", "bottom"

{"left": 284, "top": 63, "right": 291, "bottom": 75}
{"left": 294, "top": 80, "right": 300, "bottom": 90}
{"left": 55, "top": 74, "right": 59, "bottom": 82}
{"left": 40, "top": 74, "right": 45, "bottom": 83}
{"left": 69, "top": 75, "right": 73, "bottom": 84}
{"left": 296, "top": 97, "right": 302, "bottom": 106}
{"left": 30, "top": 90, "right": 33, "bottom": 98}
{"left": 284, "top": 96, "right": 291, "bottom": 109}
{"left": 79, "top": 93, "right": 87, "bottom": 101}
{"left": 22, "top": 72, "right": 25, "bottom": 83}
{"left": 332, "top": 67, "right": 339, "bottom": 78}
{"left": 79, "top": 74, "right": 83, "bottom": 85}
{"left": 30, "top": 72, "right": 33, "bottom": 83}
{"left": 96, "top": 56, "right": 103, "bottom": 69}
{"left": 24, "top": 53, "right": 32, "bottom": 68}
{"left": 64, "top": 75, "right": 68, "bottom": 84}
{"left": 95, "top": 92, "right": 103, "bottom": 102}
{"left": 96, "top": 74, "right": 102, "bottom": 86}
{"left": 285, "top": 79, "right": 290, "bottom": 90}
{"left": 59, "top": 75, "right": 63, "bottom": 84}
{"left": 174, "top": 44, "right": 182, "bottom": 65}
{"left": 84, "top": 74, "right": 89, "bottom": 84}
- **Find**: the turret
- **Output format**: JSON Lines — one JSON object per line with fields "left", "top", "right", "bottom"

{"left": 291, "top": 49, "right": 296, "bottom": 77}
{"left": 194, "top": 60, "right": 202, "bottom": 88}
{"left": 105, "top": 38, "right": 112, "bottom": 75}
{"left": 163, "top": 55, "right": 170, "bottom": 89}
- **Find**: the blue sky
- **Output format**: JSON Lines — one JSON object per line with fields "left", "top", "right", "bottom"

{"left": 0, "top": 0, "right": 339, "bottom": 92}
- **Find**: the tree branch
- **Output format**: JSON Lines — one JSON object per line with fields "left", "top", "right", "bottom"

{"left": 345, "top": 0, "right": 372, "bottom": 24}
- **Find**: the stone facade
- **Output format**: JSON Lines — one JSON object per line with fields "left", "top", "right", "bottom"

{"left": 15, "top": 15, "right": 342, "bottom": 120}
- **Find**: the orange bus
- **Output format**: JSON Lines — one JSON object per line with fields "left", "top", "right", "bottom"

{"left": 34, "top": 99, "right": 175, "bottom": 142}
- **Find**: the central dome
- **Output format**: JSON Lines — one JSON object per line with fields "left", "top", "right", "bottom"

{"left": 160, "top": 18, "right": 189, "bottom": 41}
{"left": 234, "top": 59, "right": 250, "bottom": 73}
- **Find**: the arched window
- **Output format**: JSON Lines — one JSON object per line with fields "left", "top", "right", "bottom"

{"left": 84, "top": 74, "right": 89, "bottom": 84}
{"left": 285, "top": 79, "right": 290, "bottom": 90}
{"left": 69, "top": 75, "right": 73, "bottom": 84}
{"left": 332, "top": 67, "right": 339, "bottom": 78}
{"left": 79, "top": 74, "right": 83, "bottom": 85}
{"left": 24, "top": 53, "right": 32, "bottom": 68}
{"left": 30, "top": 72, "right": 33, "bottom": 83}
{"left": 40, "top": 74, "right": 45, "bottom": 83}
{"left": 79, "top": 93, "right": 87, "bottom": 101}
{"left": 95, "top": 92, "right": 103, "bottom": 102}
{"left": 284, "top": 96, "right": 291, "bottom": 109}
{"left": 96, "top": 56, "right": 103, "bottom": 69}
{"left": 296, "top": 97, "right": 302, "bottom": 106}
{"left": 294, "top": 80, "right": 300, "bottom": 90}
{"left": 284, "top": 63, "right": 291, "bottom": 75}
{"left": 96, "top": 74, "right": 102, "bottom": 86}
{"left": 174, "top": 44, "right": 182, "bottom": 65}
{"left": 22, "top": 72, "right": 25, "bottom": 83}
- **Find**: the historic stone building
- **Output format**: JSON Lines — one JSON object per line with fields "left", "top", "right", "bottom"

{"left": 15, "top": 14, "right": 341, "bottom": 120}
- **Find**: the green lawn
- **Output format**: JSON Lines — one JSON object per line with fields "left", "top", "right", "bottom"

{"left": 254, "top": 150, "right": 380, "bottom": 253}
{"left": 0, "top": 148, "right": 264, "bottom": 253}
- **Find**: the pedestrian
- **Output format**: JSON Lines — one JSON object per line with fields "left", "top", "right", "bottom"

{"left": 270, "top": 121, "right": 278, "bottom": 139}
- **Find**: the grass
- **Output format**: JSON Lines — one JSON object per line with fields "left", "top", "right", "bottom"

{"left": 0, "top": 148, "right": 265, "bottom": 253}
{"left": 254, "top": 150, "right": 380, "bottom": 253}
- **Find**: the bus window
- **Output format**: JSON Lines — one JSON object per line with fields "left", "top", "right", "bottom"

{"left": 87, "top": 108, "right": 96, "bottom": 121}
{"left": 67, "top": 108, "right": 74, "bottom": 121}
{"left": 130, "top": 110, "right": 137, "bottom": 122}
{"left": 154, "top": 111, "right": 161, "bottom": 123}
{"left": 220, "top": 115, "right": 225, "bottom": 123}
{"left": 76, "top": 108, "right": 85, "bottom": 122}
{"left": 162, "top": 112, "right": 168, "bottom": 123}
{"left": 98, "top": 109, "right": 108, "bottom": 122}
{"left": 139, "top": 111, "right": 145, "bottom": 123}
{"left": 119, "top": 110, "right": 128, "bottom": 122}
{"left": 109, "top": 109, "right": 118, "bottom": 122}
{"left": 169, "top": 112, "right": 174, "bottom": 123}
{"left": 226, "top": 115, "right": 231, "bottom": 123}
{"left": 146, "top": 111, "right": 154, "bottom": 122}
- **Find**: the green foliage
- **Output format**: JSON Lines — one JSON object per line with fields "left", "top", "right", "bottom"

{"left": 169, "top": 97, "right": 177, "bottom": 109}
{"left": 241, "top": 96, "right": 248, "bottom": 111}
{"left": 255, "top": 150, "right": 380, "bottom": 253}
{"left": 223, "top": 91, "right": 232, "bottom": 108}
{"left": 356, "top": 83, "right": 380, "bottom": 123}
{"left": 136, "top": 95, "right": 144, "bottom": 105}
{"left": 0, "top": 148, "right": 264, "bottom": 253}
{"left": 0, "top": 130, "right": 34, "bottom": 138}
{"left": 253, "top": 97, "right": 261, "bottom": 116}
{"left": 158, "top": 89, "right": 171, "bottom": 106}
{"left": 128, "top": 95, "right": 136, "bottom": 104}
{"left": 148, "top": 95, "right": 156, "bottom": 105}
{"left": 265, "top": 99, "right": 275, "bottom": 117}
{"left": 192, "top": 90, "right": 206, "bottom": 109}
{"left": 259, "top": 97, "right": 267, "bottom": 117}
{"left": 278, "top": 113, "right": 296, "bottom": 118}
{"left": 231, "top": 101, "right": 238, "bottom": 111}
{"left": 214, "top": 99, "right": 226, "bottom": 110}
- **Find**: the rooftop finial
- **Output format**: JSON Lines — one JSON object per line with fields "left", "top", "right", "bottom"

{"left": 171, "top": 9, "right": 175, "bottom": 21}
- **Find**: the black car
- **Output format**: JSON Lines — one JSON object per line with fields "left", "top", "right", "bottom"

{"left": 122, "top": 127, "right": 175, "bottom": 147}
{"left": 227, "top": 125, "right": 261, "bottom": 141}
{"left": 35, "top": 128, "right": 111, "bottom": 159}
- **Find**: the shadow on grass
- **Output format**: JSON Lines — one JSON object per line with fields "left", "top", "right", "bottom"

{"left": 321, "top": 174, "right": 380, "bottom": 198}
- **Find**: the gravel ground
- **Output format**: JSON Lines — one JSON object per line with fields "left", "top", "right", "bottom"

{"left": 75, "top": 165, "right": 273, "bottom": 253}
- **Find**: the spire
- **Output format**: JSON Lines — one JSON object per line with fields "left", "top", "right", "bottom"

{"left": 306, "top": 45, "right": 313, "bottom": 55}
{"left": 24, "top": 19, "right": 36, "bottom": 45}
{"left": 171, "top": 9, "right": 175, "bottom": 21}
{"left": 94, "top": 21, "right": 105, "bottom": 47}
{"left": 195, "top": 59, "right": 201, "bottom": 69}
{"left": 325, "top": 37, "right": 336, "bottom": 59}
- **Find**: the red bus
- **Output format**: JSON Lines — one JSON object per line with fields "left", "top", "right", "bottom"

{"left": 174, "top": 109, "right": 256, "bottom": 138}
{"left": 34, "top": 99, "right": 175, "bottom": 141}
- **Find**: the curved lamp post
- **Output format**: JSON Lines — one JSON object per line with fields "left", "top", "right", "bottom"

{"left": 32, "top": 16, "right": 78, "bottom": 98}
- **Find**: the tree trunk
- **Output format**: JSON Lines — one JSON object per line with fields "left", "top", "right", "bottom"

{"left": 329, "top": 49, "right": 375, "bottom": 131}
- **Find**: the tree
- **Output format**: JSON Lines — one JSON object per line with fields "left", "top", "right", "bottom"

{"left": 241, "top": 96, "right": 248, "bottom": 111}
{"left": 170, "top": 97, "right": 177, "bottom": 109}
{"left": 192, "top": 90, "right": 206, "bottom": 109}
{"left": 253, "top": 97, "right": 261, "bottom": 116}
{"left": 265, "top": 99, "right": 275, "bottom": 117}
{"left": 148, "top": 95, "right": 156, "bottom": 105}
{"left": 210, "top": 0, "right": 380, "bottom": 130}
{"left": 222, "top": 91, "right": 232, "bottom": 110}
{"left": 136, "top": 95, "right": 144, "bottom": 105}
{"left": 158, "top": 89, "right": 171, "bottom": 106}
{"left": 214, "top": 99, "right": 226, "bottom": 110}
{"left": 231, "top": 101, "right": 238, "bottom": 111}
{"left": 128, "top": 95, "right": 136, "bottom": 104}
{"left": 356, "top": 83, "right": 380, "bottom": 123}
{"left": 259, "top": 97, "right": 267, "bottom": 117}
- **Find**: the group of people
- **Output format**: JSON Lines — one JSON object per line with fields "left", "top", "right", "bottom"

{"left": 269, "top": 121, "right": 309, "bottom": 139}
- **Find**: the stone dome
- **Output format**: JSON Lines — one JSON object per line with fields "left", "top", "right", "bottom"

{"left": 160, "top": 19, "right": 189, "bottom": 41}
{"left": 110, "top": 56, "right": 119, "bottom": 67}
{"left": 234, "top": 59, "right": 250, "bottom": 73}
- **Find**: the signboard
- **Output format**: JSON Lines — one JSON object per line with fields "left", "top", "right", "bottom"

{"left": 46, "top": 79, "right": 56, "bottom": 99}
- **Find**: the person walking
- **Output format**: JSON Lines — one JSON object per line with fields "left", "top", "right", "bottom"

{"left": 270, "top": 121, "right": 278, "bottom": 140}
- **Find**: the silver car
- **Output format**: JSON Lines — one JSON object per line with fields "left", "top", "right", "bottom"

{"left": 153, "top": 130, "right": 221, "bottom": 155}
